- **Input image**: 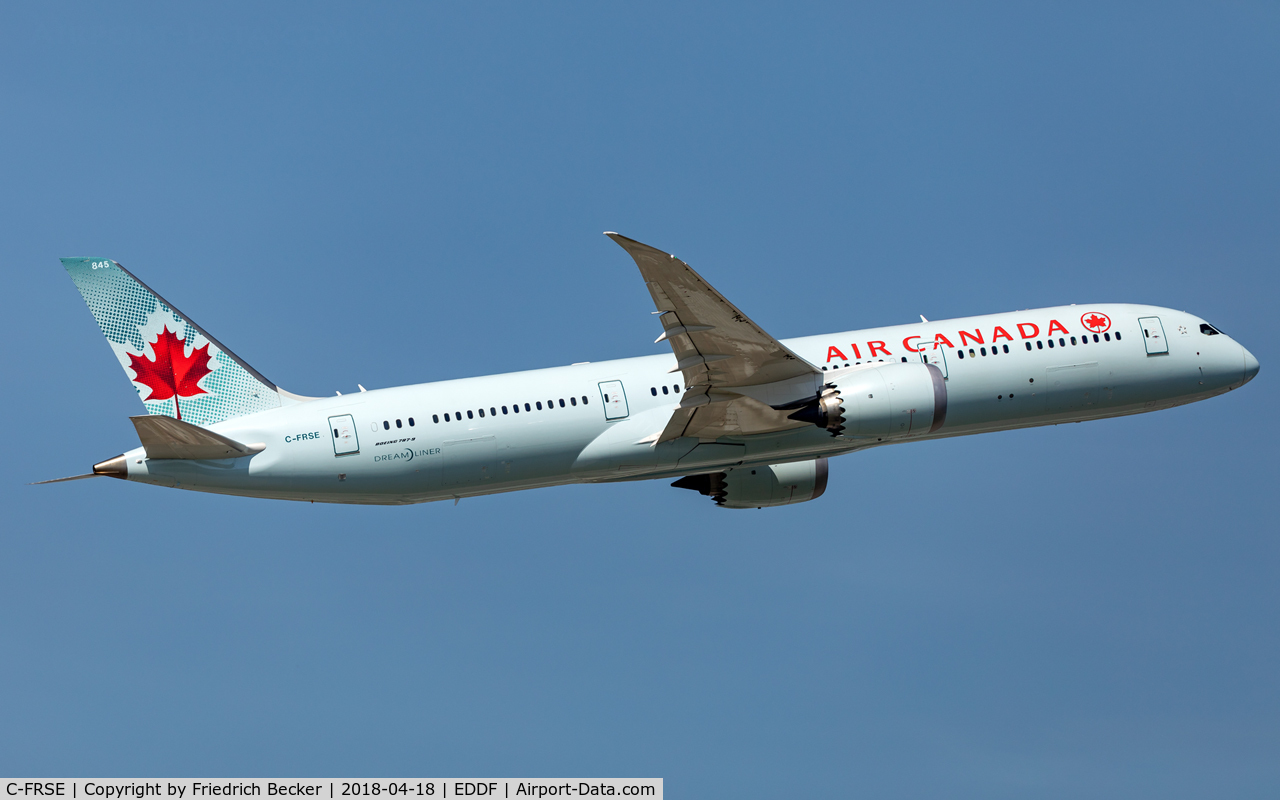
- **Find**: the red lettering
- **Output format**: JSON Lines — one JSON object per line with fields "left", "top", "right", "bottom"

{"left": 991, "top": 326, "right": 1013, "bottom": 342}
{"left": 933, "top": 333, "right": 954, "bottom": 348}
{"left": 1047, "top": 319, "right": 1069, "bottom": 336}
{"left": 959, "top": 329, "right": 984, "bottom": 346}
{"left": 850, "top": 343, "right": 862, "bottom": 359}
{"left": 902, "top": 335, "right": 923, "bottom": 353}
{"left": 1017, "top": 322, "right": 1039, "bottom": 339}
{"left": 825, "top": 346, "right": 847, "bottom": 363}
{"left": 868, "top": 341, "right": 891, "bottom": 357}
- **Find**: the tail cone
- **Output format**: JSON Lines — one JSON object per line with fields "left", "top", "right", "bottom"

{"left": 92, "top": 455, "right": 128, "bottom": 479}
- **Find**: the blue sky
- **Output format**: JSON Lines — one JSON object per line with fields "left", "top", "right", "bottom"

{"left": 2, "top": 3, "right": 1277, "bottom": 796}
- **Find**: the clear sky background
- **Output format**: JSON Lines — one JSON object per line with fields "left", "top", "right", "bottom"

{"left": 2, "top": 3, "right": 1277, "bottom": 796}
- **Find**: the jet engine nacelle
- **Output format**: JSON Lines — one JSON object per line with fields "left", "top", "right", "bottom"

{"left": 672, "top": 458, "right": 829, "bottom": 509}
{"left": 787, "top": 362, "right": 947, "bottom": 438}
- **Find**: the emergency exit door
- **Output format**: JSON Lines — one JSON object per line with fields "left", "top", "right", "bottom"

{"left": 598, "top": 381, "right": 630, "bottom": 420}
{"left": 1138, "top": 316, "right": 1169, "bottom": 355}
{"left": 920, "top": 344, "right": 949, "bottom": 378}
{"left": 329, "top": 414, "right": 360, "bottom": 455}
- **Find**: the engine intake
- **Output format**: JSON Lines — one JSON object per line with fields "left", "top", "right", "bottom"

{"left": 783, "top": 362, "right": 947, "bottom": 438}
{"left": 672, "top": 458, "right": 829, "bottom": 509}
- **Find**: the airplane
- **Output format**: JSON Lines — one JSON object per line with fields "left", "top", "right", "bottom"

{"left": 40, "top": 233, "right": 1259, "bottom": 508}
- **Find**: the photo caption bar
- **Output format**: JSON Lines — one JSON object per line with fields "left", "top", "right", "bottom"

{"left": 2, "top": 782, "right": 661, "bottom": 800}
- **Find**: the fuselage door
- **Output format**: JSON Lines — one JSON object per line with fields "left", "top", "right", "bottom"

{"left": 1138, "top": 316, "right": 1169, "bottom": 355}
{"left": 920, "top": 343, "right": 949, "bottom": 378}
{"left": 329, "top": 414, "right": 359, "bottom": 455}
{"left": 598, "top": 381, "right": 630, "bottom": 420}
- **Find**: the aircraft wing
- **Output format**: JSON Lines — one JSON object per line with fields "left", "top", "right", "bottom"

{"left": 606, "top": 233, "right": 822, "bottom": 442}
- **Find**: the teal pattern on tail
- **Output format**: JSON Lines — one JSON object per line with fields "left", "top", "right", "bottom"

{"left": 61, "top": 258, "right": 283, "bottom": 426}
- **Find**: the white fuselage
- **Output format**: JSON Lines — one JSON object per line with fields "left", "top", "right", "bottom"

{"left": 115, "top": 304, "right": 1257, "bottom": 504}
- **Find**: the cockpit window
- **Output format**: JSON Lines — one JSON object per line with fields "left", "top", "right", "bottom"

{"left": 1200, "top": 323, "right": 1223, "bottom": 336}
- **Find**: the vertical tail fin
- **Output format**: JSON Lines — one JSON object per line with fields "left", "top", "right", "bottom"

{"left": 61, "top": 257, "right": 291, "bottom": 426}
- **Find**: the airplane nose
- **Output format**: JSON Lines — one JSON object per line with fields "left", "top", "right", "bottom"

{"left": 1243, "top": 346, "right": 1260, "bottom": 384}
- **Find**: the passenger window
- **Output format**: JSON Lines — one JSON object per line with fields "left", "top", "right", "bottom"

{"left": 570, "top": 397, "right": 577, "bottom": 406}
{"left": 980, "top": 347, "right": 987, "bottom": 356}
{"left": 1104, "top": 333, "right": 1111, "bottom": 341}
{"left": 444, "top": 413, "right": 450, "bottom": 421}
{"left": 674, "top": 385, "right": 680, "bottom": 392}
{"left": 537, "top": 401, "right": 543, "bottom": 410}
{"left": 491, "top": 407, "right": 496, "bottom": 416}
{"left": 1037, "top": 341, "right": 1043, "bottom": 349}
{"left": 478, "top": 409, "right": 485, "bottom": 418}
{"left": 409, "top": 418, "right": 415, "bottom": 426}
{"left": 1115, "top": 332, "right": 1121, "bottom": 340}
{"left": 1059, "top": 338, "right": 1065, "bottom": 346}
{"left": 525, "top": 403, "right": 531, "bottom": 411}
{"left": 383, "top": 421, "right": 390, "bottom": 430}
{"left": 582, "top": 396, "right": 588, "bottom": 405}
{"left": 548, "top": 399, "right": 554, "bottom": 408}
{"left": 559, "top": 399, "right": 565, "bottom": 407}
{"left": 662, "top": 385, "right": 669, "bottom": 395}
{"left": 957, "top": 350, "right": 965, "bottom": 359}
{"left": 822, "top": 366, "right": 828, "bottom": 371}
{"left": 1002, "top": 345, "right": 1009, "bottom": 353}
{"left": 1093, "top": 334, "right": 1099, "bottom": 342}
{"left": 1048, "top": 339, "right": 1055, "bottom": 348}
{"left": 969, "top": 348, "right": 976, "bottom": 357}
{"left": 467, "top": 410, "right": 474, "bottom": 419}
{"left": 651, "top": 387, "right": 657, "bottom": 396}
{"left": 396, "top": 419, "right": 402, "bottom": 428}
{"left": 1070, "top": 336, "right": 1076, "bottom": 345}
{"left": 1025, "top": 342, "right": 1032, "bottom": 351}
{"left": 433, "top": 414, "right": 439, "bottom": 423}
{"left": 502, "top": 406, "right": 508, "bottom": 414}
{"left": 513, "top": 404, "right": 520, "bottom": 414}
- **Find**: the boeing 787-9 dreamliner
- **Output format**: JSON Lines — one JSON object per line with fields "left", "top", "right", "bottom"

{"left": 41, "top": 234, "right": 1259, "bottom": 508}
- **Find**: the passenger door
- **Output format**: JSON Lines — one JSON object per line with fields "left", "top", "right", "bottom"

{"left": 329, "top": 414, "right": 359, "bottom": 456}
{"left": 1138, "top": 316, "right": 1169, "bottom": 355}
{"left": 598, "top": 381, "right": 630, "bottom": 420}
{"left": 919, "top": 345, "right": 948, "bottom": 378}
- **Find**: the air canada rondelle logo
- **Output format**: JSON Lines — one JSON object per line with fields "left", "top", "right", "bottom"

{"left": 1081, "top": 312, "right": 1112, "bottom": 333}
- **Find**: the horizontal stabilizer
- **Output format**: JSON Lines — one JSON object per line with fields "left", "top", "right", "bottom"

{"left": 130, "top": 415, "right": 264, "bottom": 460}
{"left": 31, "top": 473, "right": 100, "bottom": 484}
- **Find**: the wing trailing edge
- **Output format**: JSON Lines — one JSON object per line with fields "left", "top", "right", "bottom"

{"left": 606, "top": 233, "right": 823, "bottom": 442}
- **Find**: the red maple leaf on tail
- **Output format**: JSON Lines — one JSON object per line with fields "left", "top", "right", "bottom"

{"left": 127, "top": 326, "right": 213, "bottom": 420}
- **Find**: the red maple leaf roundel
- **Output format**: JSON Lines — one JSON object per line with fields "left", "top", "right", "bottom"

{"left": 127, "top": 326, "right": 214, "bottom": 420}
{"left": 1081, "top": 312, "right": 1112, "bottom": 333}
